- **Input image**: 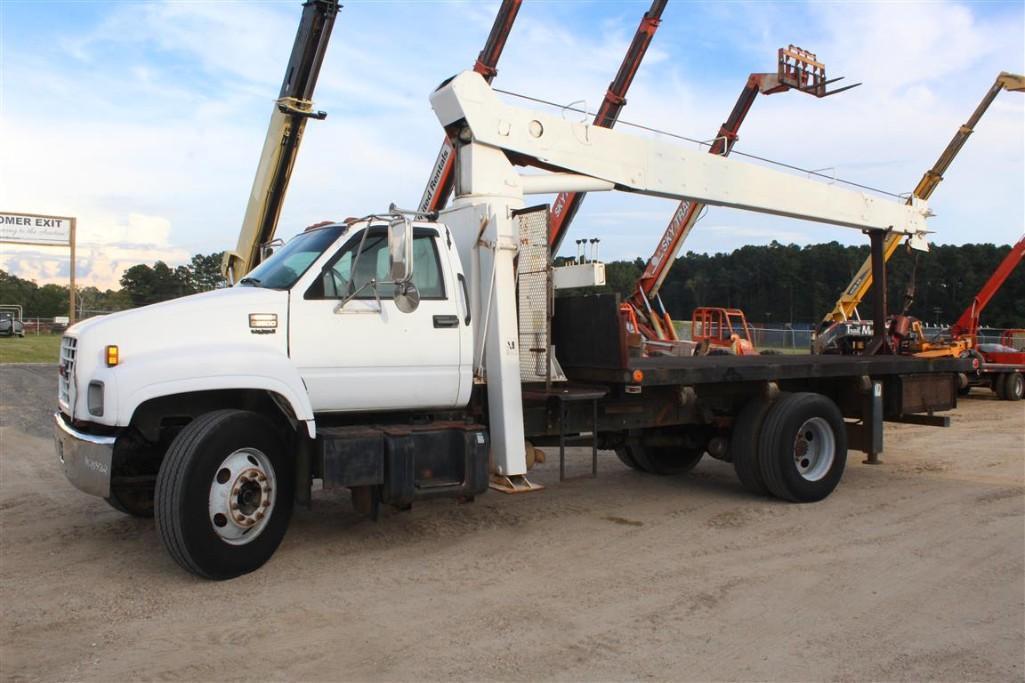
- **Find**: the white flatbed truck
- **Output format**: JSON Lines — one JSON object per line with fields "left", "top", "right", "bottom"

{"left": 54, "top": 72, "right": 968, "bottom": 579}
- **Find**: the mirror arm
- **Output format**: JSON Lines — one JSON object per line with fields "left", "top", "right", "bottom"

{"left": 334, "top": 279, "right": 377, "bottom": 313}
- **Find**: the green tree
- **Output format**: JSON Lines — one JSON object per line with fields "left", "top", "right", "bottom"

{"left": 120, "top": 261, "right": 196, "bottom": 307}
{"left": 30, "top": 284, "right": 69, "bottom": 318}
{"left": 186, "top": 252, "right": 226, "bottom": 292}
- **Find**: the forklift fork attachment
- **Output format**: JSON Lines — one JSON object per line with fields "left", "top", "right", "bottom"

{"left": 778, "top": 45, "right": 861, "bottom": 97}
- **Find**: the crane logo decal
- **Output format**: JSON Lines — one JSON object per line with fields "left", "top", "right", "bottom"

{"left": 420, "top": 143, "right": 453, "bottom": 212}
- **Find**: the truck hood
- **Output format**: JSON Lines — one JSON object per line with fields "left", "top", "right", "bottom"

{"left": 67, "top": 286, "right": 290, "bottom": 358}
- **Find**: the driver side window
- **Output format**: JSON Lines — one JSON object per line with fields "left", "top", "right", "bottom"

{"left": 305, "top": 228, "right": 446, "bottom": 300}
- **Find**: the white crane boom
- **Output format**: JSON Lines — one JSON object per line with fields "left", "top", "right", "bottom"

{"left": 429, "top": 70, "right": 932, "bottom": 487}
{"left": 431, "top": 71, "right": 930, "bottom": 243}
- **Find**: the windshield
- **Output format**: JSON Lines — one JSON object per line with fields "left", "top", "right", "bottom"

{"left": 240, "top": 225, "right": 346, "bottom": 289}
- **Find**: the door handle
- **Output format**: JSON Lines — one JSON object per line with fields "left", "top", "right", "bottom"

{"left": 433, "top": 315, "right": 459, "bottom": 328}
{"left": 457, "top": 273, "right": 471, "bottom": 326}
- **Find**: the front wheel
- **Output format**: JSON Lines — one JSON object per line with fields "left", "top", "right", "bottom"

{"left": 757, "top": 393, "right": 847, "bottom": 503}
{"left": 156, "top": 410, "right": 294, "bottom": 580}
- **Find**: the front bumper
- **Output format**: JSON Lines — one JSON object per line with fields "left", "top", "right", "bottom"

{"left": 53, "top": 412, "right": 114, "bottom": 498}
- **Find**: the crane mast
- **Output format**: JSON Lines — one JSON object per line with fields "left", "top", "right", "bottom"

{"left": 547, "top": 0, "right": 667, "bottom": 251}
{"left": 819, "top": 71, "right": 1025, "bottom": 330}
{"left": 417, "top": 0, "right": 522, "bottom": 214}
{"left": 627, "top": 46, "right": 859, "bottom": 341}
{"left": 221, "top": 0, "right": 339, "bottom": 283}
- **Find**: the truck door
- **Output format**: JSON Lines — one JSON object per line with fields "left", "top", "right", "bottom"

{"left": 289, "top": 226, "right": 468, "bottom": 412}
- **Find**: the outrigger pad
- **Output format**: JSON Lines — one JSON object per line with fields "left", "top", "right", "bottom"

{"left": 489, "top": 474, "right": 544, "bottom": 494}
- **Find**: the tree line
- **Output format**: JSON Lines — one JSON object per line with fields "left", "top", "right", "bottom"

{"left": 1, "top": 242, "right": 1022, "bottom": 328}
{"left": 0, "top": 253, "right": 224, "bottom": 318}
{"left": 572, "top": 240, "right": 1025, "bottom": 329}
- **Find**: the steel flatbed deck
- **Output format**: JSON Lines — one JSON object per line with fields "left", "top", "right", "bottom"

{"left": 553, "top": 293, "right": 972, "bottom": 387}
{"left": 566, "top": 353, "right": 972, "bottom": 386}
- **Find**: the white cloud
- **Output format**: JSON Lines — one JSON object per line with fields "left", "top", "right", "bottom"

{"left": 0, "top": 213, "right": 189, "bottom": 290}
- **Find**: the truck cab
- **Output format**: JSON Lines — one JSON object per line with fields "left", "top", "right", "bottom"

{"left": 55, "top": 216, "right": 484, "bottom": 579}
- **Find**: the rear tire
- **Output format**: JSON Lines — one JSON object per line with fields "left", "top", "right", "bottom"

{"left": 757, "top": 393, "right": 847, "bottom": 503}
{"left": 993, "top": 373, "right": 1008, "bottom": 399}
{"left": 615, "top": 441, "right": 703, "bottom": 475}
{"left": 729, "top": 396, "right": 775, "bottom": 496}
{"left": 156, "top": 410, "right": 294, "bottom": 580}
{"left": 614, "top": 444, "right": 643, "bottom": 471}
{"left": 1002, "top": 372, "right": 1024, "bottom": 401}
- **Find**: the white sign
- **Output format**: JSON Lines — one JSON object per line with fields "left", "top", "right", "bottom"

{"left": 0, "top": 213, "right": 73, "bottom": 245}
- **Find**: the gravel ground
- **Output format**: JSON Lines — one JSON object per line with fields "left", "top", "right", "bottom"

{"left": 1, "top": 364, "right": 1023, "bottom": 681}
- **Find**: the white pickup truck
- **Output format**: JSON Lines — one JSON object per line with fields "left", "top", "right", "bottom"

{"left": 55, "top": 71, "right": 966, "bottom": 580}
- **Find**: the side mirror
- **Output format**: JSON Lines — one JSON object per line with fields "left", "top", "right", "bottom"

{"left": 388, "top": 215, "right": 414, "bottom": 283}
{"left": 393, "top": 280, "right": 421, "bottom": 314}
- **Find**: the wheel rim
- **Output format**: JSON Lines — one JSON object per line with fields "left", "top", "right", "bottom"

{"left": 208, "top": 448, "right": 276, "bottom": 546}
{"left": 792, "top": 417, "right": 835, "bottom": 482}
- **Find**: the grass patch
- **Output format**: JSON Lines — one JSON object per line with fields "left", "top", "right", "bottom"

{"left": 0, "top": 335, "right": 62, "bottom": 364}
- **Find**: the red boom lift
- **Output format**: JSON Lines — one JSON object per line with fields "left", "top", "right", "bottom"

{"left": 547, "top": 0, "right": 668, "bottom": 251}
{"left": 420, "top": 0, "right": 667, "bottom": 241}
{"left": 934, "top": 235, "right": 1025, "bottom": 401}
{"left": 418, "top": 0, "right": 522, "bottom": 214}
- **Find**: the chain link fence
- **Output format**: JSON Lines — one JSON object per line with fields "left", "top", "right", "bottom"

{"left": 674, "top": 321, "right": 1021, "bottom": 353}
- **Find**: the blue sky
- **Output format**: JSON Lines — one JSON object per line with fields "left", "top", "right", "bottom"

{"left": 1, "top": 0, "right": 1023, "bottom": 288}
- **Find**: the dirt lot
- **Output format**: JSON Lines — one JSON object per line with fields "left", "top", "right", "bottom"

{"left": 2, "top": 363, "right": 1023, "bottom": 681}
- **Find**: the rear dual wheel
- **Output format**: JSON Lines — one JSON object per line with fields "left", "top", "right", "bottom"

{"left": 731, "top": 392, "right": 847, "bottom": 502}
{"left": 758, "top": 393, "right": 847, "bottom": 502}
{"left": 997, "top": 372, "right": 1024, "bottom": 401}
{"left": 729, "top": 397, "right": 773, "bottom": 496}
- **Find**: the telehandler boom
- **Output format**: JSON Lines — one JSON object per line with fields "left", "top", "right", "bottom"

{"left": 221, "top": 0, "right": 339, "bottom": 283}
{"left": 627, "top": 46, "right": 859, "bottom": 343}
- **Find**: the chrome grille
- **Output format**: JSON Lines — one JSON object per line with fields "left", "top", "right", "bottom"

{"left": 59, "top": 336, "right": 77, "bottom": 407}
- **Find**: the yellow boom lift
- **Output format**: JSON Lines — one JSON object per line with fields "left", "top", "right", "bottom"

{"left": 222, "top": 0, "right": 339, "bottom": 283}
{"left": 815, "top": 71, "right": 1025, "bottom": 351}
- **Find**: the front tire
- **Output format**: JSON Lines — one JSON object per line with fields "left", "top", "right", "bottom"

{"left": 757, "top": 393, "right": 847, "bottom": 503}
{"left": 156, "top": 410, "right": 294, "bottom": 580}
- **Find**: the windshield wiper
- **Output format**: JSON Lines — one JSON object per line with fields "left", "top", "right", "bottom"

{"left": 239, "top": 277, "right": 262, "bottom": 287}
